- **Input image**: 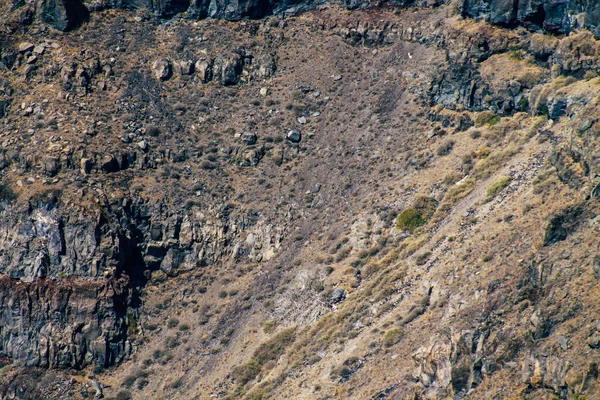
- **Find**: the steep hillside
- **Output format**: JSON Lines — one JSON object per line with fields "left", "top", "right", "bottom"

{"left": 1, "top": 1, "right": 600, "bottom": 399}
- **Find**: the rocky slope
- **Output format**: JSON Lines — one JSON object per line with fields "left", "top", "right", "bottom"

{"left": 1, "top": 0, "right": 600, "bottom": 399}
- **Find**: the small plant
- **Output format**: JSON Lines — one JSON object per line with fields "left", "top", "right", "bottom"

{"left": 486, "top": 176, "right": 511, "bottom": 200}
{"left": 178, "top": 323, "right": 190, "bottom": 331}
{"left": 382, "top": 328, "right": 403, "bottom": 347}
{"left": 151, "top": 270, "right": 167, "bottom": 283}
{"left": 509, "top": 50, "right": 524, "bottom": 60}
{"left": 516, "top": 96, "right": 529, "bottom": 111}
{"left": 487, "top": 115, "right": 501, "bottom": 126}
{"left": 167, "top": 318, "right": 179, "bottom": 329}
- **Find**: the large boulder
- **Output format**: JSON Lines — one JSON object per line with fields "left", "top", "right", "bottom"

{"left": 152, "top": 58, "right": 172, "bottom": 81}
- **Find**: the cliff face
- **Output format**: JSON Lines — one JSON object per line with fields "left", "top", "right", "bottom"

{"left": 461, "top": 0, "right": 600, "bottom": 36}
{"left": 10, "top": 0, "right": 600, "bottom": 36}
{"left": 0, "top": 276, "right": 130, "bottom": 369}
{"left": 0, "top": 195, "right": 284, "bottom": 369}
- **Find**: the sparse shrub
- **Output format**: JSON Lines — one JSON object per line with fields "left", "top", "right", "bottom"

{"left": 122, "top": 374, "right": 137, "bottom": 388}
{"left": 413, "top": 196, "right": 438, "bottom": 219}
{"left": 382, "top": 328, "right": 403, "bottom": 347}
{"left": 116, "top": 390, "right": 132, "bottom": 400}
{"left": 585, "top": 70, "right": 599, "bottom": 80}
{"left": 201, "top": 161, "right": 217, "bottom": 170}
{"left": 178, "top": 323, "right": 190, "bottom": 331}
{"left": 231, "top": 327, "right": 296, "bottom": 385}
{"left": 529, "top": 33, "right": 558, "bottom": 59}
{"left": 137, "top": 379, "right": 149, "bottom": 390}
{"left": 170, "top": 377, "right": 184, "bottom": 389}
{"left": 487, "top": 115, "right": 500, "bottom": 126}
{"left": 486, "top": 176, "right": 511, "bottom": 200}
{"left": 218, "top": 290, "right": 228, "bottom": 298}
{"left": 198, "top": 311, "right": 209, "bottom": 325}
{"left": 272, "top": 156, "right": 283, "bottom": 166}
{"left": 165, "top": 336, "right": 180, "bottom": 349}
{"left": 330, "top": 357, "right": 362, "bottom": 382}
{"left": 436, "top": 139, "right": 455, "bottom": 156}
{"left": 151, "top": 270, "right": 167, "bottom": 283}
{"left": 475, "top": 145, "right": 491, "bottom": 159}
{"left": 335, "top": 246, "right": 352, "bottom": 262}
{"left": 415, "top": 252, "right": 431, "bottom": 266}
{"left": 435, "top": 178, "right": 476, "bottom": 219}
{"left": 474, "top": 111, "right": 499, "bottom": 127}
{"left": 146, "top": 125, "right": 161, "bottom": 137}
{"left": 509, "top": 50, "right": 523, "bottom": 60}
{"left": 443, "top": 171, "right": 463, "bottom": 185}
{"left": 167, "top": 318, "right": 179, "bottom": 329}
{"left": 262, "top": 319, "right": 278, "bottom": 334}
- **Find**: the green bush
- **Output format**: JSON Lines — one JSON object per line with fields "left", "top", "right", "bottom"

{"left": 396, "top": 209, "right": 427, "bottom": 232}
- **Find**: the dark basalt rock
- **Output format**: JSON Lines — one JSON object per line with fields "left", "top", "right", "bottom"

{"left": 15, "top": 0, "right": 600, "bottom": 35}
{"left": 0, "top": 276, "right": 130, "bottom": 369}
{"left": 461, "top": 0, "right": 600, "bottom": 37}
{"left": 543, "top": 205, "right": 583, "bottom": 246}
{"left": 38, "top": 0, "right": 89, "bottom": 31}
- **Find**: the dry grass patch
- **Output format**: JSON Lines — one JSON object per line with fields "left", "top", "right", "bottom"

{"left": 486, "top": 176, "right": 511, "bottom": 201}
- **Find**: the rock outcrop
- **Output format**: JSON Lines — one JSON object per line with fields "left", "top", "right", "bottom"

{"left": 0, "top": 276, "right": 130, "bottom": 369}
{"left": 461, "top": 0, "right": 600, "bottom": 37}
{"left": 13, "top": 0, "right": 600, "bottom": 37}
{"left": 0, "top": 192, "right": 284, "bottom": 369}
